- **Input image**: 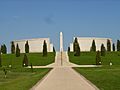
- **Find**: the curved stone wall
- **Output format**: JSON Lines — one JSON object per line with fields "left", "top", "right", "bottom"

{"left": 70, "top": 37, "right": 112, "bottom": 51}
{"left": 12, "top": 38, "right": 53, "bottom": 53}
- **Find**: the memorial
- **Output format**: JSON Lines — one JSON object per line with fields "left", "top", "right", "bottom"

{"left": 70, "top": 37, "right": 112, "bottom": 51}
{"left": 60, "top": 32, "right": 63, "bottom": 52}
{"left": 12, "top": 38, "right": 53, "bottom": 53}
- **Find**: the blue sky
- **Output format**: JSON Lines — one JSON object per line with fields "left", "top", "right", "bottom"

{"left": 0, "top": 0, "right": 120, "bottom": 52}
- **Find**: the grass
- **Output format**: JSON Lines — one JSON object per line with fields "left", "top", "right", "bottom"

{"left": 0, "top": 67, "right": 51, "bottom": 90}
{"left": 1, "top": 52, "right": 55, "bottom": 68}
{"left": 69, "top": 52, "right": 120, "bottom": 65}
{"left": 74, "top": 66, "right": 120, "bottom": 90}
{"left": 0, "top": 52, "right": 55, "bottom": 90}
{"left": 70, "top": 52, "right": 120, "bottom": 89}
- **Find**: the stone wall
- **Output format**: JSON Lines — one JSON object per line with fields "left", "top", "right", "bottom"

{"left": 70, "top": 37, "right": 112, "bottom": 52}
{"left": 12, "top": 38, "right": 53, "bottom": 53}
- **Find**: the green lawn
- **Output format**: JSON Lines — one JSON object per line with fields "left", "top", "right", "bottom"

{"left": 1, "top": 52, "right": 55, "bottom": 68}
{"left": 74, "top": 66, "right": 120, "bottom": 90}
{"left": 70, "top": 52, "right": 120, "bottom": 90}
{"left": 69, "top": 52, "right": 120, "bottom": 65}
{"left": 0, "top": 53, "right": 55, "bottom": 90}
{"left": 0, "top": 68, "right": 51, "bottom": 90}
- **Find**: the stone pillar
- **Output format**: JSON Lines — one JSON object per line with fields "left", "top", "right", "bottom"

{"left": 60, "top": 32, "right": 63, "bottom": 52}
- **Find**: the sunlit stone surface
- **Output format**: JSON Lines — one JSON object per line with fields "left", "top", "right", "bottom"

{"left": 60, "top": 32, "right": 63, "bottom": 52}
{"left": 12, "top": 38, "right": 53, "bottom": 53}
{"left": 70, "top": 37, "right": 112, "bottom": 52}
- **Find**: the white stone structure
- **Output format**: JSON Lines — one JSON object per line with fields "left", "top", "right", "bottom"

{"left": 70, "top": 37, "right": 112, "bottom": 52}
{"left": 12, "top": 38, "right": 53, "bottom": 53}
{"left": 60, "top": 32, "right": 63, "bottom": 52}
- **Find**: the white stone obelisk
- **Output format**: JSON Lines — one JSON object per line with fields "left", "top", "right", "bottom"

{"left": 60, "top": 32, "right": 63, "bottom": 52}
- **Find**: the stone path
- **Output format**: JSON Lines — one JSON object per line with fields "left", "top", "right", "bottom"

{"left": 28, "top": 52, "right": 101, "bottom": 68}
{"left": 31, "top": 52, "right": 99, "bottom": 90}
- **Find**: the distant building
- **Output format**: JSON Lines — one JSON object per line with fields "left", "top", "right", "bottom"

{"left": 12, "top": 38, "right": 53, "bottom": 53}
{"left": 70, "top": 37, "right": 112, "bottom": 52}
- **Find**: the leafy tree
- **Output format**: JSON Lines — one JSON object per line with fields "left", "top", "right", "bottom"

{"left": 1, "top": 45, "right": 3, "bottom": 53}
{"left": 96, "top": 51, "right": 101, "bottom": 65}
{"left": 25, "top": 41, "right": 29, "bottom": 53}
{"left": 68, "top": 47, "right": 70, "bottom": 52}
{"left": 101, "top": 44, "right": 106, "bottom": 56}
{"left": 3, "top": 68, "right": 7, "bottom": 78}
{"left": 75, "top": 45, "right": 80, "bottom": 56}
{"left": 16, "top": 44, "right": 20, "bottom": 57}
{"left": 43, "top": 40, "right": 47, "bottom": 56}
{"left": 1, "top": 44, "right": 7, "bottom": 54}
{"left": 22, "top": 54, "right": 29, "bottom": 67}
{"left": 3, "top": 44, "right": 7, "bottom": 54}
{"left": 53, "top": 46, "right": 56, "bottom": 56}
{"left": 112, "top": 43, "right": 115, "bottom": 51}
{"left": 30, "top": 63, "right": 33, "bottom": 72}
{"left": 107, "top": 39, "right": 111, "bottom": 51}
{"left": 73, "top": 38, "right": 80, "bottom": 56}
{"left": 90, "top": 40, "right": 96, "bottom": 52}
{"left": 73, "top": 38, "right": 78, "bottom": 52}
{"left": 11, "top": 41, "right": 15, "bottom": 54}
{"left": 53, "top": 46, "right": 56, "bottom": 53}
{"left": 0, "top": 50, "right": 2, "bottom": 67}
{"left": 117, "top": 40, "right": 120, "bottom": 51}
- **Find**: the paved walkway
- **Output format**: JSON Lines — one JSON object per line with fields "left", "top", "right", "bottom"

{"left": 31, "top": 52, "right": 99, "bottom": 90}
{"left": 28, "top": 52, "right": 101, "bottom": 68}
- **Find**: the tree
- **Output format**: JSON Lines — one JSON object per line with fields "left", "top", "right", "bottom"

{"left": 25, "top": 41, "right": 29, "bottom": 53}
{"left": 30, "top": 63, "right": 33, "bottom": 72}
{"left": 112, "top": 43, "right": 115, "bottom": 51}
{"left": 90, "top": 40, "right": 96, "bottom": 52}
{"left": 16, "top": 44, "right": 20, "bottom": 57}
{"left": 1, "top": 44, "right": 7, "bottom": 54}
{"left": 73, "top": 38, "right": 78, "bottom": 52}
{"left": 11, "top": 41, "right": 15, "bottom": 54}
{"left": 1, "top": 45, "right": 3, "bottom": 53}
{"left": 3, "top": 68, "right": 7, "bottom": 78}
{"left": 117, "top": 40, "right": 120, "bottom": 51}
{"left": 68, "top": 47, "right": 70, "bottom": 52}
{"left": 75, "top": 45, "right": 80, "bottom": 56}
{"left": 101, "top": 44, "right": 106, "bottom": 56}
{"left": 73, "top": 38, "right": 80, "bottom": 56}
{"left": 73, "top": 38, "right": 77, "bottom": 52}
{"left": 107, "top": 39, "right": 111, "bottom": 51}
{"left": 96, "top": 51, "right": 101, "bottom": 65}
{"left": 53, "top": 46, "right": 56, "bottom": 53}
{"left": 22, "top": 54, "right": 29, "bottom": 67}
{"left": 53, "top": 46, "right": 56, "bottom": 56}
{"left": 0, "top": 50, "right": 2, "bottom": 67}
{"left": 3, "top": 44, "right": 7, "bottom": 54}
{"left": 43, "top": 40, "right": 47, "bottom": 56}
